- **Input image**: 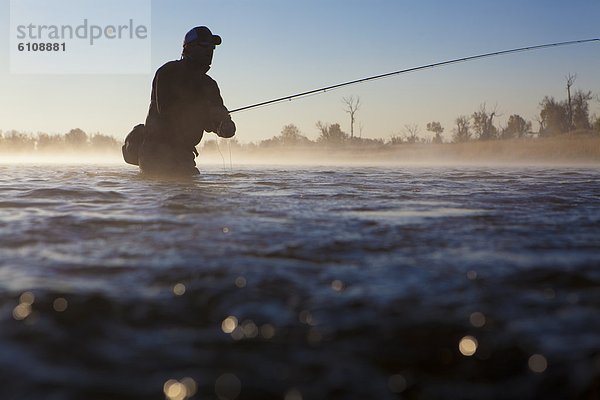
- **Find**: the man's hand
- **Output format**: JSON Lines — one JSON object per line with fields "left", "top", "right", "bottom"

{"left": 210, "top": 106, "right": 236, "bottom": 138}
{"left": 217, "top": 119, "right": 236, "bottom": 138}
{"left": 210, "top": 106, "right": 229, "bottom": 123}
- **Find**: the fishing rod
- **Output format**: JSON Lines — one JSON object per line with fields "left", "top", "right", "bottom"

{"left": 229, "top": 38, "right": 600, "bottom": 114}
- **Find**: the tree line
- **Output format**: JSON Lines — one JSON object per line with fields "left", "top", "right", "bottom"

{"left": 2, "top": 75, "right": 598, "bottom": 155}
{"left": 205, "top": 75, "right": 599, "bottom": 152}
{"left": 446, "top": 74, "right": 597, "bottom": 143}
{"left": 0, "top": 128, "right": 120, "bottom": 153}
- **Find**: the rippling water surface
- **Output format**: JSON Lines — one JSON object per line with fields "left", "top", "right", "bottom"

{"left": 1, "top": 163, "right": 599, "bottom": 399}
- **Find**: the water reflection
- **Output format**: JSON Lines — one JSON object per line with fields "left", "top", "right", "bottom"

{"left": 173, "top": 283, "right": 186, "bottom": 296}
{"left": 221, "top": 316, "right": 238, "bottom": 334}
{"left": 0, "top": 165, "right": 598, "bottom": 399}
{"left": 528, "top": 354, "right": 548, "bottom": 373}
{"left": 214, "top": 373, "right": 241, "bottom": 400}
{"left": 459, "top": 336, "right": 478, "bottom": 356}
{"left": 164, "top": 377, "right": 197, "bottom": 400}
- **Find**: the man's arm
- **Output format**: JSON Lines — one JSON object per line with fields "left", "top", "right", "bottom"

{"left": 204, "top": 77, "right": 236, "bottom": 138}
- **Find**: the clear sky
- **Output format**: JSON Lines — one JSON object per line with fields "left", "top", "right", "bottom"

{"left": 1, "top": 0, "right": 599, "bottom": 142}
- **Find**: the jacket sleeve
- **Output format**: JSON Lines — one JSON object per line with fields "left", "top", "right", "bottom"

{"left": 203, "top": 76, "right": 234, "bottom": 134}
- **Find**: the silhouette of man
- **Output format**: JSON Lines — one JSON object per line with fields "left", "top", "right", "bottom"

{"left": 139, "top": 26, "right": 235, "bottom": 175}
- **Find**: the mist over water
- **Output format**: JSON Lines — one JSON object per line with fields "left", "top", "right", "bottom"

{"left": 1, "top": 163, "right": 599, "bottom": 399}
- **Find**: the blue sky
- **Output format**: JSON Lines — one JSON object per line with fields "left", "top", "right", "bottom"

{"left": 1, "top": 0, "right": 599, "bottom": 142}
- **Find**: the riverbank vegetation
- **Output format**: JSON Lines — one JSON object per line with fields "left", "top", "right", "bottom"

{"left": 2, "top": 77, "right": 599, "bottom": 164}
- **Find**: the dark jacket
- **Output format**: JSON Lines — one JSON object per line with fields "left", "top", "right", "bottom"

{"left": 139, "top": 59, "right": 230, "bottom": 174}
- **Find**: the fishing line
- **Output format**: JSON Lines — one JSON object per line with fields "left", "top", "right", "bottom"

{"left": 228, "top": 38, "right": 600, "bottom": 114}
{"left": 227, "top": 140, "right": 233, "bottom": 171}
{"left": 215, "top": 138, "right": 227, "bottom": 173}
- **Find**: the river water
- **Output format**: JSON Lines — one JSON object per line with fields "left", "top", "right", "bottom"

{"left": 0, "top": 163, "right": 599, "bottom": 400}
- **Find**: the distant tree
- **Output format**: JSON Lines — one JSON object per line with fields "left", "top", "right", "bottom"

{"left": 316, "top": 121, "right": 348, "bottom": 145}
{"left": 402, "top": 124, "right": 420, "bottom": 143}
{"left": 593, "top": 115, "right": 600, "bottom": 134}
{"left": 65, "top": 128, "right": 88, "bottom": 148}
{"left": 426, "top": 121, "right": 444, "bottom": 144}
{"left": 257, "top": 124, "right": 311, "bottom": 148}
{"left": 566, "top": 73, "right": 576, "bottom": 130}
{"left": 471, "top": 103, "right": 499, "bottom": 140}
{"left": 452, "top": 115, "right": 471, "bottom": 143}
{"left": 90, "top": 133, "right": 119, "bottom": 150}
{"left": 279, "top": 124, "right": 311, "bottom": 146}
{"left": 595, "top": 95, "right": 600, "bottom": 134}
{"left": 280, "top": 124, "right": 300, "bottom": 141}
{"left": 0, "top": 130, "right": 35, "bottom": 152}
{"left": 501, "top": 114, "right": 532, "bottom": 139}
{"left": 342, "top": 96, "right": 361, "bottom": 139}
{"left": 571, "top": 89, "right": 593, "bottom": 130}
{"left": 351, "top": 137, "right": 384, "bottom": 147}
{"left": 258, "top": 136, "right": 281, "bottom": 148}
{"left": 36, "top": 132, "right": 64, "bottom": 151}
{"left": 539, "top": 96, "right": 569, "bottom": 136}
{"left": 388, "top": 134, "right": 404, "bottom": 145}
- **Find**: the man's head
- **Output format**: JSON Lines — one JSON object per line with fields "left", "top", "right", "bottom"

{"left": 182, "top": 26, "right": 221, "bottom": 67}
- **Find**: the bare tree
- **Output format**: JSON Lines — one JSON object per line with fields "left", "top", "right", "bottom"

{"left": 342, "top": 96, "right": 361, "bottom": 139}
{"left": 452, "top": 116, "right": 471, "bottom": 143}
{"left": 472, "top": 103, "right": 500, "bottom": 140}
{"left": 566, "top": 73, "right": 576, "bottom": 130}
{"left": 572, "top": 89, "right": 593, "bottom": 130}
{"left": 403, "top": 124, "right": 420, "bottom": 143}
{"left": 388, "top": 134, "right": 404, "bottom": 145}
{"left": 316, "top": 121, "right": 348, "bottom": 145}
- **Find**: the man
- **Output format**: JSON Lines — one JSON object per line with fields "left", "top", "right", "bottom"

{"left": 138, "top": 26, "right": 236, "bottom": 175}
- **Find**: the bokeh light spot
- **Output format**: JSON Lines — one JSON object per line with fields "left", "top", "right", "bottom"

{"left": 53, "top": 297, "right": 68, "bottom": 312}
{"left": 221, "top": 316, "right": 238, "bottom": 334}
{"left": 13, "top": 303, "right": 31, "bottom": 320}
{"left": 173, "top": 283, "right": 186, "bottom": 296}
{"left": 331, "top": 279, "right": 344, "bottom": 292}
{"left": 180, "top": 377, "right": 197, "bottom": 398}
{"left": 241, "top": 320, "right": 258, "bottom": 338}
{"left": 459, "top": 336, "right": 478, "bottom": 356}
{"left": 260, "top": 324, "right": 275, "bottom": 339}
{"left": 19, "top": 291, "right": 35, "bottom": 305}
{"left": 469, "top": 311, "right": 486, "bottom": 327}
{"left": 163, "top": 379, "right": 187, "bottom": 400}
{"left": 234, "top": 276, "right": 246, "bottom": 288}
{"left": 215, "top": 373, "right": 241, "bottom": 400}
{"left": 299, "top": 310, "right": 314, "bottom": 326}
{"left": 528, "top": 354, "right": 548, "bottom": 373}
{"left": 230, "top": 327, "right": 245, "bottom": 341}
